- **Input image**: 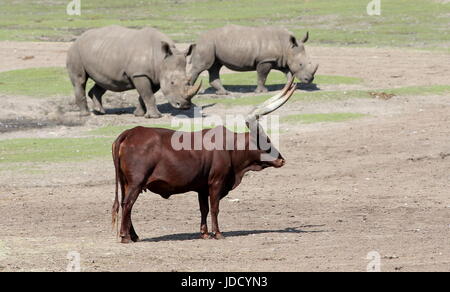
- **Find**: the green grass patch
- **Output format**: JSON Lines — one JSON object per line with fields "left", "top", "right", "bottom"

{"left": 88, "top": 124, "right": 182, "bottom": 137}
{"left": 281, "top": 113, "right": 366, "bottom": 124}
{"left": 0, "top": 137, "right": 112, "bottom": 163}
{"left": 196, "top": 90, "right": 370, "bottom": 107}
{"left": 0, "top": 0, "right": 448, "bottom": 50}
{"left": 197, "top": 84, "right": 450, "bottom": 107}
{"left": 0, "top": 67, "right": 90, "bottom": 97}
{"left": 199, "top": 72, "right": 362, "bottom": 87}
{"left": 383, "top": 85, "right": 450, "bottom": 96}
{"left": 0, "top": 66, "right": 361, "bottom": 97}
{"left": 88, "top": 122, "right": 250, "bottom": 138}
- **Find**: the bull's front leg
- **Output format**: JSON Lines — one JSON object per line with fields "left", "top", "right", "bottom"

{"left": 198, "top": 192, "right": 211, "bottom": 239}
{"left": 132, "top": 76, "right": 162, "bottom": 119}
{"left": 209, "top": 185, "right": 228, "bottom": 240}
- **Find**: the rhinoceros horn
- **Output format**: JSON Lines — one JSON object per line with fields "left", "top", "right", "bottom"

{"left": 301, "top": 31, "right": 309, "bottom": 43}
{"left": 187, "top": 80, "right": 203, "bottom": 99}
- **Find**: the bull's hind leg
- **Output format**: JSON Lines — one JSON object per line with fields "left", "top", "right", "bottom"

{"left": 209, "top": 184, "right": 228, "bottom": 240}
{"left": 120, "top": 184, "right": 141, "bottom": 243}
{"left": 88, "top": 84, "right": 106, "bottom": 115}
{"left": 209, "top": 63, "right": 229, "bottom": 95}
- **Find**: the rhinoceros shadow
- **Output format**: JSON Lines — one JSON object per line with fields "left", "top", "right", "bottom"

{"left": 141, "top": 225, "right": 328, "bottom": 243}
{"left": 201, "top": 83, "right": 320, "bottom": 95}
{"left": 102, "top": 103, "right": 216, "bottom": 118}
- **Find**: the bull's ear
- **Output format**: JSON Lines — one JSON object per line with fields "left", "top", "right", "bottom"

{"left": 301, "top": 31, "right": 309, "bottom": 43}
{"left": 185, "top": 44, "right": 196, "bottom": 57}
{"left": 289, "top": 35, "right": 299, "bottom": 48}
{"left": 161, "top": 41, "right": 173, "bottom": 59}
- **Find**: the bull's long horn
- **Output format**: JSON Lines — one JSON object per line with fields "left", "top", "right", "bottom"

{"left": 256, "top": 77, "right": 294, "bottom": 110}
{"left": 187, "top": 80, "right": 203, "bottom": 98}
{"left": 246, "top": 80, "right": 296, "bottom": 121}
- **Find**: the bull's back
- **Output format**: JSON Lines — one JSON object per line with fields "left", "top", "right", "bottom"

{"left": 205, "top": 25, "right": 290, "bottom": 70}
{"left": 118, "top": 127, "right": 211, "bottom": 194}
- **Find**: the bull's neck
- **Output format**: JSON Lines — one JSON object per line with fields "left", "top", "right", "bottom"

{"left": 230, "top": 132, "right": 260, "bottom": 173}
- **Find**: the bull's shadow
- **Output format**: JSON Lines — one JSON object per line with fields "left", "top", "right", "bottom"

{"left": 141, "top": 225, "right": 328, "bottom": 243}
{"left": 102, "top": 103, "right": 216, "bottom": 118}
{"left": 201, "top": 83, "right": 320, "bottom": 95}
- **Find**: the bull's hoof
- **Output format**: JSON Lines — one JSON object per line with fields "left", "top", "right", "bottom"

{"left": 131, "top": 236, "right": 140, "bottom": 243}
{"left": 213, "top": 232, "right": 225, "bottom": 240}
{"left": 144, "top": 112, "right": 162, "bottom": 119}
{"left": 200, "top": 233, "right": 212, "bottom": 240}
{"left": 121, "top": 237, "right": 133, "bottom": 244}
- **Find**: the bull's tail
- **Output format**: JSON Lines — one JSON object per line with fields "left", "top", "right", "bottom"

{"left": 111, "top": 131, "right": 128, "bottom": 238}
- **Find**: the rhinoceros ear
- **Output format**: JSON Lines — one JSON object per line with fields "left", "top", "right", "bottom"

{"left": 289, "top": 35, "right": 299, "bottom": 48}
{"left": 185, "top": 44, "right": 196, "bottom": 58}
{"left": 161, "top": 41, "right": 173, "bottom": 59}
{"left": 301, "top": 31, "right": 309, "bottom": 43}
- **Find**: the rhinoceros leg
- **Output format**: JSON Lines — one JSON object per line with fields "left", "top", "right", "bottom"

{"left": 208, "top": 63, "right": 229, "bottom": 95}
{"left": 67, "top": 49, "right": 90, "bottom": 116}
{"left": 255, "top": 62, "right": 273, "bottom": 93}
{"left": 88, "top": 84, "right": 106, "bottom": 115}
{"left": 74, "top": 81, "right": 89, "bottom": 116}
{"left": 133, "top": 96, "right": 146, "bottom": 117}
{"left": 132, "top": 76, "right": 162, "bottom": 119}
{"left": 67, "top": 70, "right": 89, "bottom": 116}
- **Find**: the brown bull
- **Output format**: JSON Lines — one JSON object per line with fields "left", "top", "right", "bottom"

{"left": 111, "top": 80, "right": 296, "bottom": 243}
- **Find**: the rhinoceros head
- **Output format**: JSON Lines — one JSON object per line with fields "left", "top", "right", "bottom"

{"left": 159, "top": 42, "right": 202, "bottom": 109}
{"left": 287, "top": 32, "right": 318, "bottom": 84}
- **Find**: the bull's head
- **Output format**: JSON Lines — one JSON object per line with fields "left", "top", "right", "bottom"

{"left": 286, "top": 32, "right": 319, "bottom": 84}
{"left": 243, "top": 79, "right": 296, "bottom": 171}
{"left": 159, "top": 42, "right": 202, "bottom": 109}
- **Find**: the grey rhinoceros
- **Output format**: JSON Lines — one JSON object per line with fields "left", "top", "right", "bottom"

{"left": 67, "top": 25, "right": 201, "bottom": 118}
{"left": 188, "top": 25, "right": 318, "bottom": 95}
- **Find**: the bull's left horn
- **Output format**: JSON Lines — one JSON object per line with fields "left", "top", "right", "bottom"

{"left": 187, "top": 80, "right": 203, "bottom": 98}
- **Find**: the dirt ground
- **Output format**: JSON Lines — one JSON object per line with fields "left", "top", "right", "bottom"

{"left": 0, "top": 42, "right": 449, "bottom": 272}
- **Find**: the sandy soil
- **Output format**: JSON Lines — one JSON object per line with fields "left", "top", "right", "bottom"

{"left": 0, "top": 42, "right": 449, "bottom": 272}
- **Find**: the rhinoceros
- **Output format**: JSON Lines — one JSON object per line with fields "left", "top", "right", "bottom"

{"left": 67, "top": 25, "right": 201, "bottom": 118}
{"left": 188, "top": 25, "right": 318, "bottom": 95}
